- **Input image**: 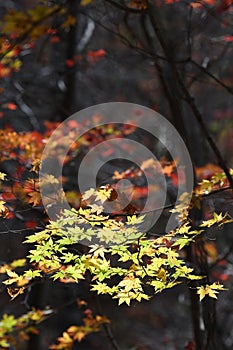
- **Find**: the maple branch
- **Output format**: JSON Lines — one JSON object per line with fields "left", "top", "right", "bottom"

{"left": 102, "top": 321, "right": 121, "bottom": 350}
{"left": 80, "top": 9, "right": 165, "bottom": 61}
{"left": 0, "top": 4, "right": 64, "bottom": 61}
{"left": 0, "top": 227, "right": 41, "bottom": 235}
{"left": 178, "top": 79, "right": 233, "bottom": 189}
{"left": 188, "top": 40, "right": 231, "bottom": 89}
{"left": 140, "top": 12, "right": 189, "bottom": 144}
{"left": 13, "top": 80, "right": 40, "bottom": 130}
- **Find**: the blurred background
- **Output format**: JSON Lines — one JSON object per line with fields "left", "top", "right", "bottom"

{"left": 0, "top": 1, "right": 233, "bottom": 349}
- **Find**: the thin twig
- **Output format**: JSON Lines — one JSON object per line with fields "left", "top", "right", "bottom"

{"left": 94, "top": 295, "right": 121, "bottom": 350}
{"left": 191, "top": 59, "right": 233, "bottom": 95}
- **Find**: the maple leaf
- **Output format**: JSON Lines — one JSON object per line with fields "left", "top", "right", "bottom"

{"left": 4, "top": 269, "right": 21, "bottom": 285}
{"left": 0, "top": 172, "right": 6, "bottom": 180}
{"left": 80, "top": 0, "right": 93, "bottom": 6}
{"left": 130, "top": 0, "right": 147, "bottom": 9}
{"left": 117, "top": 293, "right": 131, "bottom": 306}
{"left": 72, "top": 329, "right": 86, "bottom": 342}
{"left": 27, "top": 190, "right": 41, "bottom": 206}
{"left": 10, "top": 258, "right": 26, "bottom": 268}
{"left": 66, "top": 59, "right": 75, "bottom": 68}
{"left": 82, "top": 188, "right": 96, "bottom": 201}
{"left": 141, "top": 158, "right": 160, "bottom": 171}
{"left": 50, "top": 36, "right": 60, "bottom": 43}
{"left": 40, "top": 174, "right": 59, "bottom": 186}
{"left": 197, "top": 283, "right": 226, "bottom": 301}
{"left": 62, "top": 15, "right": 76, "bottom": 28}
{"left": 118, "top": 274, "right": 142, "bottom": 292}
{"left": 7, "top": 102, "right": 17, "bottom": 110}
{"left": 87, "top": 49, "right": 106, "bottom": 63}
{"left": 167, "top": 249, "right": 179, "bottom": 266}
{"left": 200, "top": 212, "right": 232, "bottom": 228}
{"left": 224, "top": 35, "right": 233, "bottom": 42}
{"left": 30, "top": 159, "right": 41, "bottom": 173}
{"left": 0, "top": 200, "right": 6, "bottom": 213}
{"left": 97, "top": 187, "right": 113, "bottom": 202}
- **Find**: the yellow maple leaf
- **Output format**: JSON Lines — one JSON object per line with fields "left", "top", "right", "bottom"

{"left": 0, "top": 264, "right": 10, "bottom": 274}
{"left": 167, "top": 249, "right": 179, "bottom": 265}
{"left": 0, "top": 200, "right": 6, "bottom": 213}
{"left": 80, "top": 0, "right": 93, "bottom": 6}
{"left": 30, "top": 159, "right": 41, "bottom": 173}
{"left": 82, "top": 188, "right": 96, "bottom": 201}
{"left": 0, "top": 172, "right": 6, "bottom": 180}
{"left": 197, "top": 283, "right": 226, "bottom": 301}
{"left": 61, "top": 15, "right": 76, "bottom": 28}
{"left": 4, "top": 269, "right": 21, "bottom": 285}
{"left": 27, "top": 191, "right": 41, "bottom": 206}
{"left": 73, "top": 329, "right": 86, "bottom": 342}
{"left": 118, "top": 274, "right": 141, "bottom": 292}
{"left": 10, "top": 258, "right": 26, "bottom": 268}
{"left": 118, "top": 295, "right": 131, "bottom": 306}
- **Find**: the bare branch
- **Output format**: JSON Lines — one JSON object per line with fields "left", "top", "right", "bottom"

{"left": 146, "top": 1, "right": 233, "bottom": 189}
{"left": 191, "top": 59, "right": 233, "bottom": 95}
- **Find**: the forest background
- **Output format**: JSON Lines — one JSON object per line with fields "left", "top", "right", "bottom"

{"left": 0, "top": 1, "right": 233, "bottom": 350}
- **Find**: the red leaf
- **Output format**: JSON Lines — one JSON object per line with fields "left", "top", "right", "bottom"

{"left": 171, "top": 172, "right": 179, "bottom": 187}
{"left": 7, "top": 103, "right": 17, "bottom": 110}
{"left": 66, "top": 59, "right": 75, "bottom": 68}
{"left": 84, "top": 308, "right": 92, "bottom": 315}
{"left": 50, "top": 36, "right": 60, "bottom": 43}
{"left": 87, "top": 49, "right": 106, "bottom": 63}
{"left": 217, "top": 259, "right": 227, "bottom": 266}
{"left": 67, "top": 120, "right": 79, "bottom": 128}
{"left": 133, "top": 186, "right": 148, "bottom": 199}
{"left": 1, "top": 192, "right": 16, "bottom": 201}
{"left": 224, "top": 35, "right": 233, "bottom": 42}
{"left": 219, "top": 273, "right": 230, "bottom": 281}
{"left": 185, "top": 341, "right": 196, "bottom": 350}
{"left": 10, "top": 33, "right": 19, "bottom": 40}
{"left": 6, "top": 211, "right": 15, "bottom": 219}
{"left": 25, "top": 220, "right": 38, "bottom": 229}
{"left": 0, "top": 65, "right": 11, "bottom": 78}
{"left": 102, "top": 147, "right": 114, "bottom": 157}
{"left": 47, "top": 28, "right": 57, "bottom": 35}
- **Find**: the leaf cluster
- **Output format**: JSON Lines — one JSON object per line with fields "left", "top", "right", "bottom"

{"left": 0, "top": 308, "right": 52, "bottom": 349}
{"left": 7, "top": 185, "right": 231, "bottom": 306}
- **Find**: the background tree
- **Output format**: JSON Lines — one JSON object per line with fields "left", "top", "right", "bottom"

{"left": 0, "top": 1, "right": 233, "bottom": 350}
